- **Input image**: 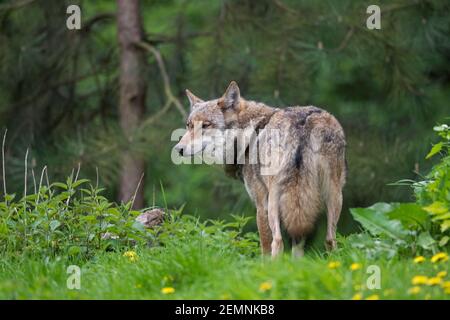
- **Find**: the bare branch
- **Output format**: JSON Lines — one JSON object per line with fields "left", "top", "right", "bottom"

{"left": 332, "top": 27, "right": 355, "bottom": 53}
{"left": 83, "top": 13, "right": 116, "bottom": 31}
{"left": 146, "top": 31, "right": 212, "bottom": 45}
{"left": 272, "top": 0, "right": 298, "bottom": 15}
{"left": 130, "top": 172, "right": 145, "bottom": 209}
{"left": 135, "top": 41, "right": 187, "bottom": 119}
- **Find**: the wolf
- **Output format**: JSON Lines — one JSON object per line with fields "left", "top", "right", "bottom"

{"left": 174, "top": 81, "right": 346, "bottom": 257}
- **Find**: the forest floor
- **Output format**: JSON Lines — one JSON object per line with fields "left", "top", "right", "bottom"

{"left": 1, "top": 235, "right": 449, "bottom": 299}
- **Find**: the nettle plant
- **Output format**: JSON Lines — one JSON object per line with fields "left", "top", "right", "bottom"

{"left": 416, "top": 124, "right": 450, "bottom": 246}
{"left": 0, "top": 157, "right": 259, "bottom": 261}
{"left": 349, "top": 123, "right": 450, "bottom": 257}
{"left": 0, "top": 174, "right": 149, "bottom": 260}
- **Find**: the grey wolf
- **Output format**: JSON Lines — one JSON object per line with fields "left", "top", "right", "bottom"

{"left": 174, "top": 81, "right": 346, "bottom": 257}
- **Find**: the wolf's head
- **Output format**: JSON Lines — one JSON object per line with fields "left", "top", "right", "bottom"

{"left": 174, "top": 81, "right": 242, "bottom": 157}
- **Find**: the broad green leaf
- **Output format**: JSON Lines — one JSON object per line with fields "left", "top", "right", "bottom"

{"left": 51, "top": 182, "right": 67, "bottom": 190}
{"left": 368, "top": 202, "right": 394, "bottom": 214}
{"left": 439, "top": 236, "right": 450, "bottom": 247}
{"left": 423, "top": 202, "right": 448, "bottom": 215}
{"left": 72, "top": 179, "right": 90, "bottom": 188}
{"left": 432, "top": 212, "right": 450, "bottom": 221}
{"left": 387, "top": 203, "right": 429, "bottom": 229}
{"left": 49, "top": 220, "right": 61, "bottom": 231}
{"left": 433, "top": 124, "right": 449, "bottom": 132}
{"left": 350, "top": 204, "right": 408, "bottom": 240}
{"left": 417, "top": 231, "right": 436, "bottom": 250}
{"left": 441, "top": 220, "right": 450, "bottom": 232}
{"left": 425, "top": 142, "right": 443, "bottom": 159}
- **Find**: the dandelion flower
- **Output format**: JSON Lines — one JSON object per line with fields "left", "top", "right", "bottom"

{"left": 365, "top": 294, "right": 379, "bottom": 300}
{"left": 161, "top": 287, "right": 175, "bottom": 294}
{"left": 413, "top": 256, "right": 426, "bottom": 264}
{"left": 431, "top": 252, "right": 448, "bottom": 263}
{"left": 352, "top": 293, "right": 363, "bottom": 300}
{"left": 408, "top": 286, "right": 421, "bottom": 295}
{"left": 437, "top": 271, "right": 447, "bottom": 278}
{"left": 411, "top": 275, "right": 428, "bottom": 285}
{"left": 259, "top": 281, "right": 272, "bottom": 292}
{"left": 350, "top": 263, "right": 362, "bottom": 271}
{"left": 327, "top": 261, "right": 341, "bottom": 269}
{"left": 445, "top": 288, "right": 450, "bottom": 295}
{"left": 441, "top": 281, "right": 450, "bottom": 289}
{"left": 427, "top": 277, "right": 442, "bottom": 286}
{"left": 123, "top": 250, "right": 138, "bottom": 262}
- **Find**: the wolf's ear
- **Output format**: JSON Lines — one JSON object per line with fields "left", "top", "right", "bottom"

{"left": 221, "top": 81, "right": 240, "bottom": 109}
{"left": 186, "top": 89, "right": 203, "bottom": 109}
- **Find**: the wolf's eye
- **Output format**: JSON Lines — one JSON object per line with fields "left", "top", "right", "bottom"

{"left": 202, "top": 122, "right": 211, "bottom": 128}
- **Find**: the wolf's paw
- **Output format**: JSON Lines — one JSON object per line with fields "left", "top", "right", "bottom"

{"left": 271, "top": 237, "right": 284, "bottom": 257}
{"left": 325, "top": 238, "right": 337, "bottom": 251}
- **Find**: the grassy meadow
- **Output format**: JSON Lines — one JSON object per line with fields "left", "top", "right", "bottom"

{"left": 1, "top": 226, "right": 449, "bottom": 300}
{"left": 0, "top": 1, "right": 449, "bottom": 301}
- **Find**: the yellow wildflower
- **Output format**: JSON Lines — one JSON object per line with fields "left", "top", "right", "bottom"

{"left": 427, "top": 277, "right": 442, "bottom": 286}
{"left": 413, "top": 256, "right": 426, "bottom": 264}
{"left": 445, "top": 288, "right": 450, "bottom": 295}
{"left": 259, "top": 281, "right": 272, "bottom": 292}
{"left": 161, "top": 287, "right": 175, "bottom": 294}
{"left": 123, "top": 250, "right": 138, "bottom": 262}
{"left": 365, "top": 294, "right": 379, "bottom": 300}
{"left": 352, "top": 293, "right": 363, "bottom": 300}
{"left": 350, "top": 263, "right": 362, "bottom": 271}
{"left": 431, "top": 252, "right": 448, "bottom": 263}
{"left": 437, "top": 271, "right": 447, "bottom": 278}
{"left": 408, "top": 286, "right": 421, "bottom": 295}
{"left": 411, "top": 275, "right": 428, "bottom": 285}
{"left": 441, "top": 281, "right": 450, "bottom": 289}
{"left": 327, "top": 261, "right": 341, "bottom": 269}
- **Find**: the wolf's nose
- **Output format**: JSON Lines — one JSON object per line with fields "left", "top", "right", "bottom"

{"left": 175, "top": 145, "right": 184, "bottom": 156}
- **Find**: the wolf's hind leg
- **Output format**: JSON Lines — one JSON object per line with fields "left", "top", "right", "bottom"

{"left": 268, "top": 187, "right": 283, "bottom": 257}
{"left": 257, "top": 206, "right": 272, "bottom": 255}
{"left": 325, "top": 181, "right": 342, "bottom": 251}
{"left": 291, "top": 237, "right": 305, "bottom": 258}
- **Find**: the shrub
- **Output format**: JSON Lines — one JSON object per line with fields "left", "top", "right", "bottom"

{"left": 350, "top": 123, "right": 450, "bottom": 256}
{"left": 0, "top": 175, "right": 149, "bottom": 260}
{"left": 416, "top": 124, "right": 450, "bottom": 246}
{"left": 0, "top": 174, "right": 259, "bottom": 261}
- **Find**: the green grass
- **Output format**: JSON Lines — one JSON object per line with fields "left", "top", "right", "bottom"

{"left": 1, "top": 235, "right": 449, "bottom": 300}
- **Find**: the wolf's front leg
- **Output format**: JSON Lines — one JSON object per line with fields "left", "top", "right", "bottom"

{"left": 256, "top": 206, "right": 272, "bottom": 255}
{"left": 268, "top": 188, "right": 283, "bottom": 257}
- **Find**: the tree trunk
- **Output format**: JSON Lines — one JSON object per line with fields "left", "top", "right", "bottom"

{"left": 116, "top": 0, "right": 146, "bottom": 209}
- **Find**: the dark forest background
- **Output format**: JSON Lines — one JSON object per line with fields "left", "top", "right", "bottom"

{"left": 0, "top": 0, "right": 449, "bottom": 239}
